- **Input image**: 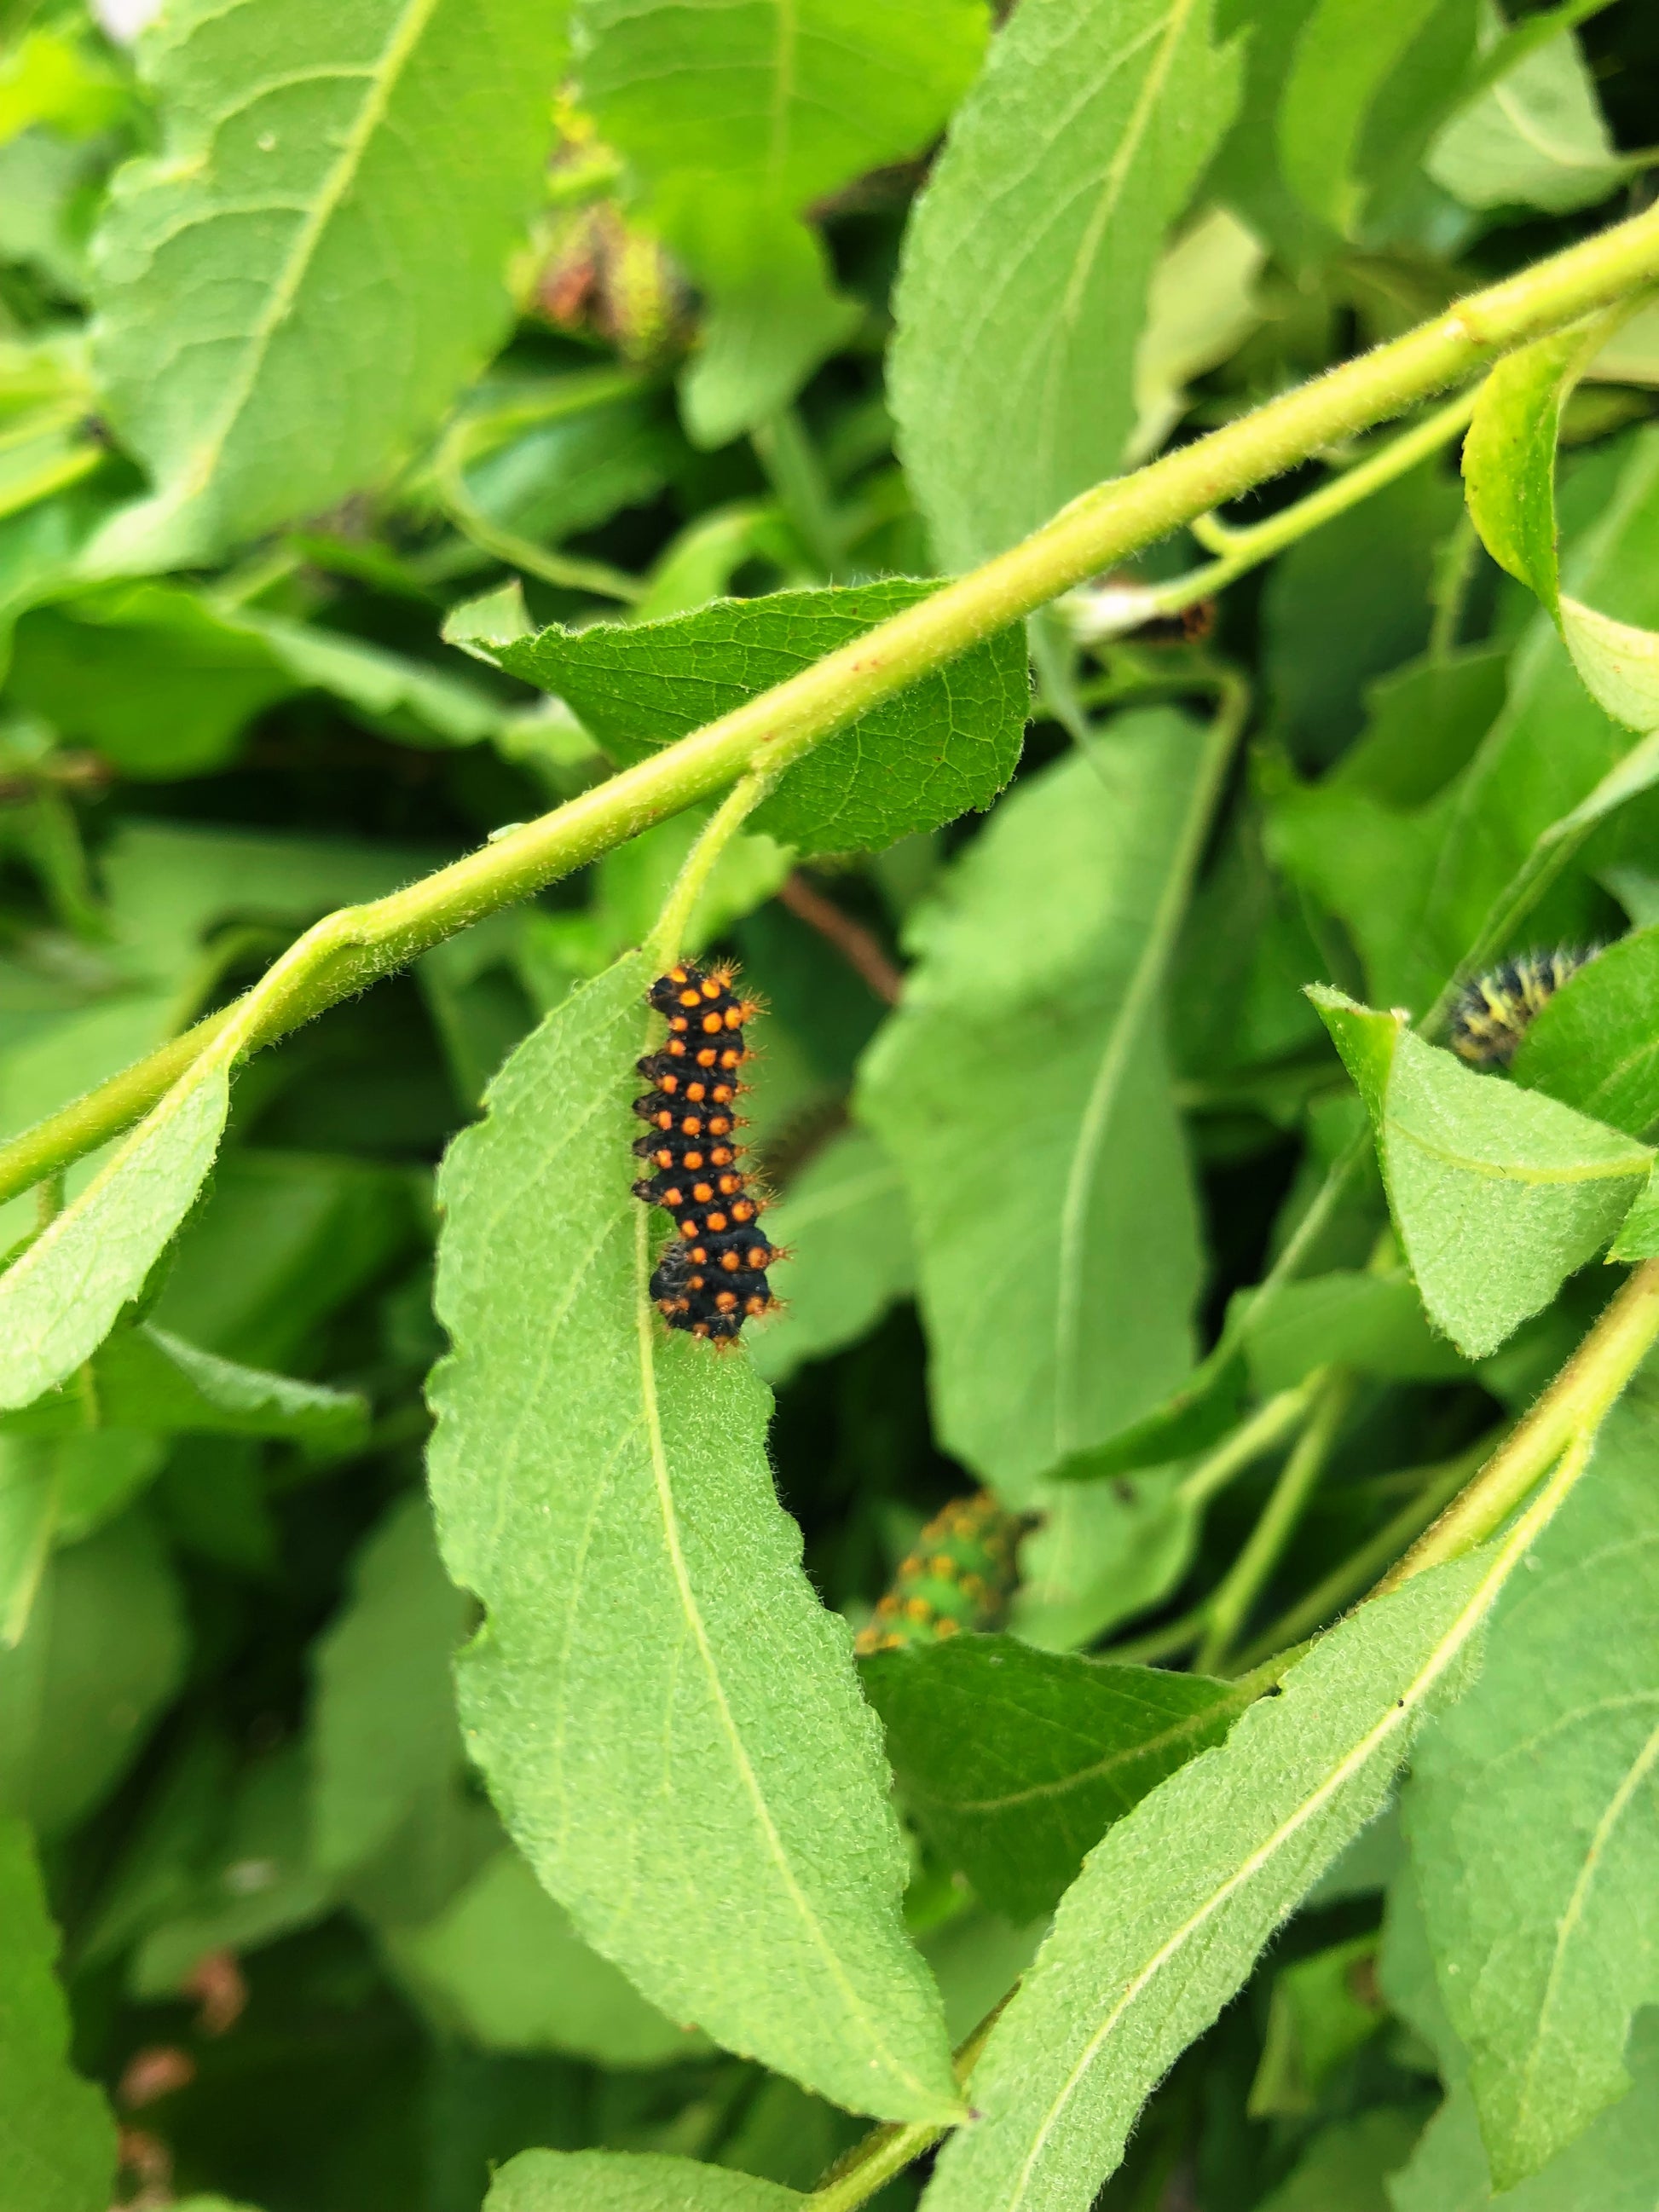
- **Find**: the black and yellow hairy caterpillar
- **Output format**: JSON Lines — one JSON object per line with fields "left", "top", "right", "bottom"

{"left": 1448, "top": 947, "right": 1598, "bottom": 1068}
{"left": 854, "top": 1493, "right": 1035, "bottom": 1655}
{"left": 633, "top": 961, "right": 780, "bottom": 1343}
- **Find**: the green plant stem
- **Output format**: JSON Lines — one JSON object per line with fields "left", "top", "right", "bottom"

{"left": 431, "top": 370, "right": 647, "bottom": 604}
{"left": 1380, "top": 1256, "right": 1659, "bottom": 1591}
{"left": 1105, "top": 1597, "right": 1214, "bottom": 1667}
{"left": 1070, "top": 387, "right": 1479, "bottom": 643}
{"left": 7, "top": 203, "right": 1659, "bottom": 1210}
{"left": 1106, "top": 1392, "right": 1319, "bottom": 1664}
{"left": 1196, "top": 1369, "right": 1356, "bottom": 1673}
{"left": 1177, "top": 1383, "right": 1315, "bottom": 1510}
{"left": 1233, "top": 1432, "right": 1494, "bottom": 1670}
{"left": 808, "top": 2001, "right": 1007, "bottom": 2211}
{"left": 645, "top": 771, "right": 777, "bottom": 966}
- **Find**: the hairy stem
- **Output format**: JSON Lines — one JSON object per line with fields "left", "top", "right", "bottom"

{"left": 1380, "top": 1258, "right": 1659, "bottom": 1590}
{"left": 1069, "top": 386, "right": 1480, "bottom": 644}
{"left": 645, "top": 771, "right": 777, "bottom": 966}
{"left": 7, "top": 202, "right": 1659, "bottom": 1208}
{"left": 808, "top": 2001, "right": 1008, "bottom": 2212}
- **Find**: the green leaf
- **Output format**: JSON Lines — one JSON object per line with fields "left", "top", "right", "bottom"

{"left": 749, "top": 1127, "right": 913, "bottom": 1386}
{"left": 1510, "top": 926, "right": 1659, "bottom": 1136}
{"left": 310, "top": 1490, "right": 471, "bottom": 1877}
{"left": 861, "top": 1635, "right": 1245, "bottom": 1921}
{"left": 1009, "top": 1464, "right": 1199, "bottom": 1651}
{"left": 130, "top": 1745, "right": 334, "bottom": 1992}
{"left": 1428, "top": 19, "right": 1627, "bottom": 216}
{"left": 85, "top": 0, "right": 569, "bottom": 571}
{"left": 0, "top": 1046, "right": 231, "bottom": 1411}
{"left": 390, "top": 1846, "right": 711, "bottom": 2066}
{"left": 487, "top": 2149, "right": 803, "bottom": 2212}
{"left": 1241, "top": 1272, "right": 1469, "bottom": 1394}
{"left": 1461, "top": 327, "right": 1594, "bottom": 615}
{"left": 1329, "top": 647, "right": 1509, "bottom": 811}
{"left": 889, "top": 0, "right": 1244, "bottom": 570}
{"left": 1608, "top": 1164, "right": 1659, "bottom": 1261}
{"left": 860, "top": 710, "right": 1215, "bottom": 1493}
{"left": 493, "top": 583, "right": 1027, "bottom": 858}
{"left": 0, "top": 1431, "right": 164, "bottom": 1644}
{"left": 1263, "top": 459, "right": 1462, "bottom": 771}
{"left": 0, "top": 1815, "right": 117, "bottom": 2212}
{"left": 920, "top": 1548, "right": 1503, "bottom": 2212}
{"left": 153, "top": 1148, "right": 425, "bottom": 1371}
{"left": 1390, "top": 2017, "right": 1659, "bottom": 2212}
{"left": 427, "top": 954, "right": 959, "bottom": 2122}
{"left": 1465, "top": 334, "right": 1659, "bottom": 745}
{"left": 1278, "top": 0, "right": 1476, "bottom": 235}
{"left": 1402, "top": 1392, "right": 1659, "bottom": 2186}
{"left": 1249, "top": 1934, "right": 1386, "bottom": 2117}
{"left": 2, "top": 1322, "right": 367, "bottom": 1447}
{"left": 575, "top": 0, "right": 986, "bottom": 447}
{"left": 0, "top": 1513, "right": 187, "bottom": 1834}
{"left": 1254, "top": 2108, "right": 1421, "bottom": 2212}
{"left": 1310, "top": 988, "right": 1650, "bottom": 1358}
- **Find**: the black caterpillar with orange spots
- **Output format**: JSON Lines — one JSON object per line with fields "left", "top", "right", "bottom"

{"left": 633, "top": 962, "right": 780, "bottom": 1342}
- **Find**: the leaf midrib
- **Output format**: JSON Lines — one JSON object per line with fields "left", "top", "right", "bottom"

{"left": 1389, "top": 1118, "right": 1650, "bottom": 1187}
{"left": 999, "top": 1544, "right": 1528, "bottom": 2211}
{"left": 1512, "top": 1700, "right": 1659, "bottom": 2148}
{"left": 629, "top": 1204, "right": 938, "bottom": 2106}
{"left": 173, "top": 0, "right": 446, "bottom": 510}
{"left": 907, "top": 1689, "right": 1247, "bottom": 1817}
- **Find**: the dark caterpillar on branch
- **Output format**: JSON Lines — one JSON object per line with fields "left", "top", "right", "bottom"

{"left": 1448, "top": 946, "right": 1598, "bottom": 1068}
{"left": 633, "top": 961, "right": 780, "bottom": 1343}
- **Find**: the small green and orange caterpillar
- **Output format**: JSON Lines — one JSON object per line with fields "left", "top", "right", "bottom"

{"left": 633, "top": 961, "right": 780, "bottom": 1343}
{"left": 855, "top": 1493, "right": 1033, "bottom": 1655}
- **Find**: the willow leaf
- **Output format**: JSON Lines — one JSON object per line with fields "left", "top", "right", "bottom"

{"left": 922, "top": 1543, "right": 1529, "bottom": 2212}
{"left": 427, "top": 954, "right": 958, "bottom": 2122}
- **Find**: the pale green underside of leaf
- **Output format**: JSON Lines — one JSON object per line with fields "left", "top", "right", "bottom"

{"left": 310, "top": 1491, "right": 471, "bottom": 1876}
{"left": 860, "top": 713, "right": 1206, "bottom": 1493}
{"left": 749, "top": 1127, "right": 913, "bottom": 1385}
{"left": 85, "top": 0, "right": 566, "bottom": 571}
{"left": 1428, "top": 22, "right": 1627, "bottom": 217}
{"left": 1383, "top": 1868, "right": 1659, "bottom": 2212}
{"left": 0, "top": 1055, "right": 230, "bottom": 1412}
{"left": 1312, "top": 990, "right": 1650, "bottom": 1359}
{"left": 0, "top": 1815, "right": 117, "bottom": 2212}
{"left": 890, "top": 0, "right": 1243, "bottom": 569}
{"left": 494, "top": 582, "right": 1029, "bottom": 858}
{"left": 922, "top": 1549, "right": 1505, "bottom": 2212}
{"left": 1404, "top": 1395, "right": 1659, "bottom": 2187}
{"left": 390, "top": 1845, "right": 710, "bottom": 2067}
{"left": 488, "top": 2147, "right": 803, "bottom": 2212}
{"left": 1511, "top": 925, "right": 1659, "bottom": 1139}
{"left": 425, "top": 954, "right": 958, "bottom": 2122}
